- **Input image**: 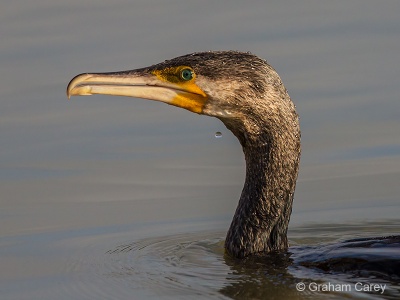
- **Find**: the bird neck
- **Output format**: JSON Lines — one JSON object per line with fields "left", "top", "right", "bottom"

{"left": 224, "top": 111, "right": 300, "bottom": 258}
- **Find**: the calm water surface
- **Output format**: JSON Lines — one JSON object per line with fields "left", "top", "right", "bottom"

{"left": 1, "top": 1, "right": 400, "bottom": 299}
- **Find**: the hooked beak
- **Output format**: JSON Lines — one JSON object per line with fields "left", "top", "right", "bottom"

{"left": 67, "top": 70, "right": 207, "bottom": 114}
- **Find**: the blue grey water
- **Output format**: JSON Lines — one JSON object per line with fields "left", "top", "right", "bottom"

{"left": 1, "top": 1, "right": 399, "bottom": 299}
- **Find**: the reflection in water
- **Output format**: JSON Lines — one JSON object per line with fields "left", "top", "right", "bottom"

{"left": 221, "top": 253, "right": 301, "bottom": 300}
{"left": 101, "top": 223, "right": 400, "bottom": 299}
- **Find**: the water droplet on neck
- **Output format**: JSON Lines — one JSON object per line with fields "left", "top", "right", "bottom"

{"left": 214, "top": 131, "right": 222, "bottom": 138}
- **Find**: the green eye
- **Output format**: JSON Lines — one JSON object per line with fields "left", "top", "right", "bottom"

{"left": 180, "top": 68, "right": 193, "bottom": 81}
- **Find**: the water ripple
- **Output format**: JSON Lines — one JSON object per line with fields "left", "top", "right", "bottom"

{"left": 59, "top": 223, "right": 400, "bottom": 299}
{"left": 104, "top": 232, "right": 232, "bottom": 298}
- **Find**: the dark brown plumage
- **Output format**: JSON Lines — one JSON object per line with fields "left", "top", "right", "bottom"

{"left": 67, "top": 51, "right": 301, "bottom": 258}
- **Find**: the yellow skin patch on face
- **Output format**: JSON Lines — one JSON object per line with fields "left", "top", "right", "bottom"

{"left": 151, "top": 66, "right": 207, "bottom": 113}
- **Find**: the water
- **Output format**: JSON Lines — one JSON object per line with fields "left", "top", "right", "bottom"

{"left": 2, "top": 221, "right": 399, "bottom": 299}
{"left": 215, "top": 131, "right": 223, "bottom": 138}
{"left": 1, "top": 1, "right": 400, "bottom": 299}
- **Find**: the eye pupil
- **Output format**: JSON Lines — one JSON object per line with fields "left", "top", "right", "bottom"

{"left": 181, "top": 68, "right": 193, "bottom": 81}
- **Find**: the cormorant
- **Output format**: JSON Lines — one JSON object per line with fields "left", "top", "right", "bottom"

{"left": 67, "top": 51, "right": 301, "bottom": 258}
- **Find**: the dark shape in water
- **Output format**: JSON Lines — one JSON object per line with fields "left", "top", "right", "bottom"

{"left": 296, "top": 235, "right": 400, "bottom": 280}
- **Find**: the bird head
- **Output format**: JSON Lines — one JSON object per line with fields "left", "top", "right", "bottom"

{"left": 67, "top": 51, "right": 294, "bottom": 148}
{"left": 67, "top": 51, "right": 279, "bottom": 119}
